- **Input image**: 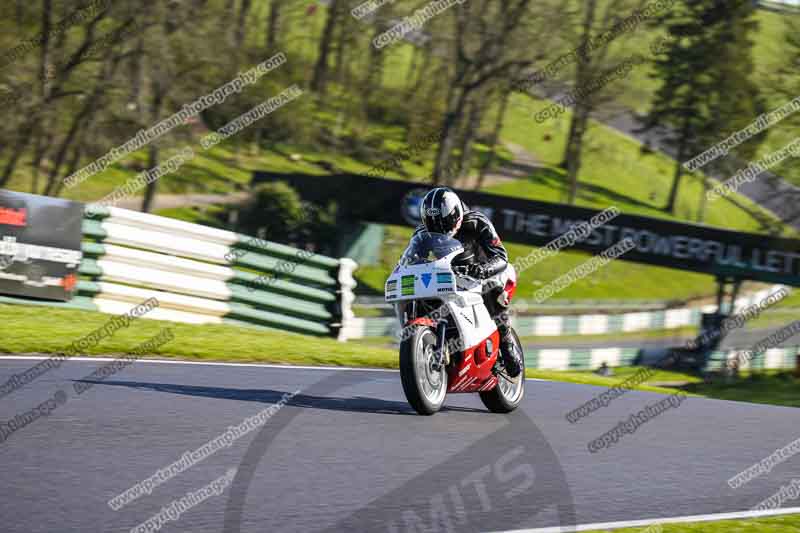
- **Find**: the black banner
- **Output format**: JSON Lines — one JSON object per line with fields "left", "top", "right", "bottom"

{"left": 252, "top": 173, "right": 800, "bottom": 287}
{"left": 0, "top": 190, "right": 83, "bottom": 301}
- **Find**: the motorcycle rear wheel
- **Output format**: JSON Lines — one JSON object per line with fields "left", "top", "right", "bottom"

{"left": 480, "top": 328, "right": 525, "bottom": 413}
{"left": 399, "top": 325, "right": 448, "bottom": 415}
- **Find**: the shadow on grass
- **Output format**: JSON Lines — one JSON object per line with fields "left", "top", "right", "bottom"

{"left": 512, "top": 167, "right": 659, "bottom": 211}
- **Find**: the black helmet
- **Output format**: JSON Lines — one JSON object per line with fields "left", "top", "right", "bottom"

{"left": 420, "top": 187, "right": 464, "bottom": 236}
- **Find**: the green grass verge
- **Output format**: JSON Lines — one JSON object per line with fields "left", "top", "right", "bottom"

{"left": 535, "top": 365, "right": 800, "bottom": 409}
{"left": 526, "top": 366, "right": 702, "bottom": 394}
{"left": 584, "top": 513, "right": 800, "bottom": 532}
{"left": 683, "top": 372, "right": 800, "bottom": 409}
{"left": 519, "top": 326, "right": 699, "bottom": 345}
{"left": 0, "top": 303, "right": 397, "bottom": 369}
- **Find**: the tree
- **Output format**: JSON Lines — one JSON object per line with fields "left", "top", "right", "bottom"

{"left": 265, "top": 0, "right": 287, "bottom": 51}
{"left": 642, "top": 0, "right": 764, "bottom": 216}
{"left": 556, "top": 0, "right": 648, "bottom": 204}
{"left": 311, "top": 0, "right": 342, "bottom": 96}
{"left": 763, "top": 13, "right": 800, "bottom": 224}
{"left": 430, "top": 0, "right": 562, "bottom": 185}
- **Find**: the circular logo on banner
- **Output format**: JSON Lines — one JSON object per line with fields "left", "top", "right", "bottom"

{"left": 401, "top": 188, "right": 430, "bottom": 226}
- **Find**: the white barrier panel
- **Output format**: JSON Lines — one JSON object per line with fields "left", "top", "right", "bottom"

{"left": 591, "top": 348, "right": 622, "bottom": 368}
{"left": 579, "top": 314, "right": 608, "bottom": 335}
{"left": 95, "top": 259, "right": 232, "bottom": 301}
{"left": 106, "top": 207, "right": 239, "bottom": 246}
{"left": 535, "top": 316, "right": 563, "bottom": 336}
{"left": 94, "top": 297, "right": 223, "bottom": 325}
{"left": 623, "top": 312, "right": 651, "bottom": 332}
{"left": 96, "top": 281, "right": 229, "bottom": 316}
{"left": 537, "top": 349, "right": 571, "bottom": 370}
{"left": 665, "top": 308, "right": 692, "bottom": 329}
{"left": 100, "top": 243, "right": 233, "bottom": 280}
{"left": 101, "top": 221, "right": 230, "bottom": 264}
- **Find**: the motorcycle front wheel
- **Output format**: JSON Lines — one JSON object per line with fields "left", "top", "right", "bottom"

{"left": 399, "top": 325, "right": 448, "bottom": 415}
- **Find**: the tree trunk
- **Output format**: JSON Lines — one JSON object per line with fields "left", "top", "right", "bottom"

{"left": 477, "top": 85, "right": 512, "bottom": 190}
{"left": 266, "top": 0, "right": 284, "bottom": 50}
{"left": 30, "top": 131, "right": 46, "bottom": 194}
{"left": 560, "top": 0, "right": 596, "bottom": 204}
{"left": 433, "top": 88, "right": 469, "bottom": 185}
{"left": 666, "top": 159, "right": 683, "bottom": 214}
{"left": 666, "top": 100, "right": 694, "bottom": 214}
{"left": 0, "top": 123, "right": 36, "bottom": 187}
{"left": 408, "top": 42, "right": 433, "bottom": 98}
{"left": 454, "top": 99, "right": 484, "bottom": 185}
{"left": 234, "top": 0, "right": 252, "bottom": 50}
{"left": 564, "top": 105, "right": 590, "bottom": 204}
{"left": 362, "top": 26, "right": 386, "bottom": 114}
{"left": 219, "top": 0, "right": 236, "bottom": 44}
{"left": 40, "top": 0, "right": 52, "bottom": 100}
{"left": 141, "top": 80, "right": 165, "bottom": 213}
{"left": 311, "top": 0, "right": 339, "bottom": 95}
{"left": 141, "top": 143, "right": 160, "bottom": 212}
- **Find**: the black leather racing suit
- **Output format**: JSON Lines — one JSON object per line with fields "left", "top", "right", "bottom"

{"left": 414, "top": 209, "right": 512, "bottom": 338}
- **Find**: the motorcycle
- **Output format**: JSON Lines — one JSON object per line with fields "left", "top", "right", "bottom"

{"left": 385, "top": 231, "right": 525, "bottom": 415}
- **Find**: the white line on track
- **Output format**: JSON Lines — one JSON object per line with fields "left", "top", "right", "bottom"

{"left": 0, "top": 355, "right": 397, "bottom": 372}
{"left": 490, "top": 507, "right": 800, "bottom": 532}
{"left": 0, "top": 356, "right": 548, "bottom": 380}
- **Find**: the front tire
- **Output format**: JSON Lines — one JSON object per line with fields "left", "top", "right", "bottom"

{"left": 480, "top": 328, "right": 525, "bottom": 413}
{"left": 399, "top": 326, "right": 447, "bottom": 415}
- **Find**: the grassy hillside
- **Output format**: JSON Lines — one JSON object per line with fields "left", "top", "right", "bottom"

{"left": 1, "top": 3, "right": 794, "bottom": 303}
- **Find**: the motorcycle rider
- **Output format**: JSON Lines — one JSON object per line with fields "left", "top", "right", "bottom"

{"left": 416, "top": 187, "right": 522, "bottom": 377}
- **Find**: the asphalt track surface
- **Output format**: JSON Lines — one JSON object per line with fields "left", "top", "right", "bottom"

{"left": 1, "top": 357, "right": 799, "bottom": 533}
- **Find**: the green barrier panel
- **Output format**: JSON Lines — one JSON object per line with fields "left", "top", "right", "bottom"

{"left": 234, "top": 237, "right": 340, "bottom": 269}
{"left": 563, "top": 316, "right": 580, "bottom": 335}
{"left": 230, "top": 272, "right": 335, "bottom": 303}
{"left": 651, "top": 311, "right": 666, "bottom": 329}
{"left": 607, "top": 314, "right": 625, "bottom": 333}
{"left": 514, "top": 317, "right": 536, "bottom": 335}
{"left": 85, "top": 206, "right": 111, "bottom": 218}
{"left": 569, "top": 349, "right": 592, "bottom": 369}
{"left": 78, "top": 261, "right": 333, "bottom": 323}
{"left": 83, "top": 206, "right": 338, "bottom": 271}
{"left": 82, "top": 219, "right": 106, "bottom": 240}
{"left": 228, "top": 284, "right": 332, "bottom": 321}
{"left": 786, "top": 349, "right": 798, "bottom": 368}
{"left": 81, "top": 242, "right": 105, "bottom": 256}
{"left": 619, "top": 348, "right": 639, "bottom": 366}
{"left": 526, "top": 349, "right": 539, "bottom": 370}
{"left": 74, "top": 281, "right": 329, "bottom": 336}
{"left": 233, "top": 253, "right": 336, "bottom": 287}
{"left": 81, "top": 241, "right": 336, "bottom": 304}
{"left": 228, "top": 302, "right": 330, "bottom": 335}
{"left": 0, "top": 294, "right": 98, "bottom": 312}
{"left": 84, "top": 215, "right": 339, "bottom": 286}
{"left": 78, "top": 258, "right": 103, "bottom": 277}
{"left": 78, "top": 210, "right": 349, "bottom": 337}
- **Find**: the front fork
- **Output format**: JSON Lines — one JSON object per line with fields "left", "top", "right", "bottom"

{"left": 397, "top": 301, "right": 449, "bottom": 370}
{"left": 432, "top": 321, "right": 448, "bottom": 370}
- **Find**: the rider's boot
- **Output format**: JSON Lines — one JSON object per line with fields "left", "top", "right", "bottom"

{"left": 500, "top": 331, "right": 522, "bottom": 378}
{"left": 491, "top": 298, "right": 522, "bottom": 378}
